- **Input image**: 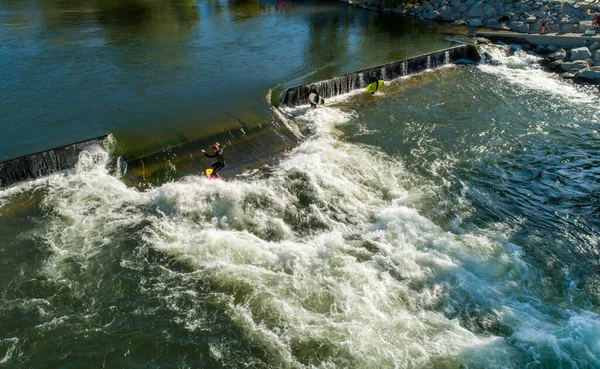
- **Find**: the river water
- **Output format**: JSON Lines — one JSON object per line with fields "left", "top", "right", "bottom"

{"left": 1, "top": 1, "right": 600, "bottom": 368}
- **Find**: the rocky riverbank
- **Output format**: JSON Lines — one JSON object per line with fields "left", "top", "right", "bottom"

{"left": 342, "top": 0, "right": 600, "bottom": 35}
{"left": 477, "top": 36, "right": 600, "bottom": 83}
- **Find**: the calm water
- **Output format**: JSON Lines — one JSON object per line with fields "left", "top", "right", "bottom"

{"left": 0, "top": 0, "right": 455, "bottom": 160}
{"left": 2, "top": 1, "right": 600, "bottom": 368}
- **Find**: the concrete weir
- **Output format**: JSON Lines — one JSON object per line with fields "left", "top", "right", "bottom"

{"left": 0, "top": 135, "right": 111, "bottom": 188}
{"left": 280, "top": 44, "right": 480, "bottom": 107}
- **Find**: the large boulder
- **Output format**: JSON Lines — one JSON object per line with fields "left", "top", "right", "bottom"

{"left": 468, "top": 19, "right": 483, "bottom": 27}
{"left": 570, "top": 47, "right": 592, "bottom": 61}
{"left": 509, "top": 21, "right": 529, "bottom": 32}
{"left": 467, "top": 5, "right": 485, "bottom": 18}
{"left": 574, "top": 67, "right": 600, "bottom": 84}
{"left": 547, "top": 49, "right": 567, "bottom": 61}
{"left": 484, "top": 18, "right": 501, "bottom": 27}
{"left": 546, "top": 60, "right": 563, "bottom": 70}
{"left": 455, "top": 2, "right": 469, "bottom": 13}
{"left": 484, "top": 5, "right": 498, "bottom": 18}
{"left": 559, "top": 60, "right": 589, "bottom": 72}
{"left": 560, "top": 72, "right": 576, "bottom": 79}
{"left": 440, "top": 6, "right": 454, "bottom": 20}
{"left": 423, "top": 10, "right": 441, "bottom": 19}
{"left": 534, "top": 45, "right": 547, "bottom": 55}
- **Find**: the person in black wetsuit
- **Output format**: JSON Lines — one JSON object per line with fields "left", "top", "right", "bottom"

{"left": 201, "top": 142, "right": 225, "bottom": 177}
{"left": 369, "top": 71, "right": 379, "bottom": 95}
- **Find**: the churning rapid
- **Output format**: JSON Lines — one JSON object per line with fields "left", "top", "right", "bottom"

{"left": 2, "top": 46, "right": 600, "bottom": 368}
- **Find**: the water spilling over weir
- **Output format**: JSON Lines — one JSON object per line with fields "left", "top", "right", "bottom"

{"left": 1, "top": 44, "right": 480, "bottom": 188}
{"left": 0, "top": 135, "right": 111, "bottom": 188}
{"left": 279, "top": 44, "right": 480, "bottom": 107}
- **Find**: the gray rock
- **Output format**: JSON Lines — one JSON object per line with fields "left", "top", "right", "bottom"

{"left": 455, "top": 3, "right": 468, "bottom": 13}
{"left": 509, "top": 20, "right": 529, "bottom": 32}
{"left": 574, "top": 68, "right": 600, "bottom": 83}
{"left": 546, "top": 44, "right": 559, "bottom": 53}
{"left": 560, "top": 72, "right": 576, "bottom": 79}
{"left": 468, "top": 19, "right": 484, "bottom": 27}
{"left": 586, "top": 58, "right": 595, "bottom": 67}
{"left": 484, "top": 18, "right": 501, "bottom": 27}
{"left": 468, "top": 6, "right": 485, "bottom": 18}
{"left": 526, "top": 16, "right": 537, "bottom": 23}
{"left": 559, "top": 60, "right": 589, "bottom": 72}
{"left": 423, "top": 10, "right": 441, "bottom": 19}
{"left": 484, "top": 5, "right": 498, "bottom": 18}
{"left": 571, "top": 47, "right": 592, "bottom": 61}
{"left": 534, "top": 45, "right": 547, "bottom": 54}
{"left": 440, "top": 6, "right": 455, "bottom": 20}
{"left": 547, "top": 60, "right": 563, "bottom": 70}
{"left": 560, "top": 23, "right": 579, "bottom": 33}
{"left": 548, "top": 24, "right": 561, "bottom": 33}
{"left": 595, "top": 50, "right": 600, "bottom": 62}
{"left": 548, "top": 49, "right": 567, "bottom": 61}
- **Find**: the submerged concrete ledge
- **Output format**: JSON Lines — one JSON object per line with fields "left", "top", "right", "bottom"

{"left": 280, "top": 44, "right": 480, "bottom": 107}
{"left": 0, "top": 135, "right": 110, "bottom": 188}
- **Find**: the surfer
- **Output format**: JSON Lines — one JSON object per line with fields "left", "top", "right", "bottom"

{"left": 201, "top": 142, "right": 225, "bottom": 178}
{"left": 309, "top": 85, "right": 320, "bottom": 108}
{"left": 369, "top": 71, "right": 380, "bottom": 94}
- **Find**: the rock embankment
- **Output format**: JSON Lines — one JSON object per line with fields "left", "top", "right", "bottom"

{"left": 343, "top": 0, "right": 600, "bottom": 35}
{"left": 484, "top": 39, "right": 600, "bottom": 83}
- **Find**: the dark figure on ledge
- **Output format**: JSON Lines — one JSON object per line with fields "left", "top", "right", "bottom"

{"left": 201, "top": 142, "right": 225, "bottom": 178}
{"left": 309, "top": 85, "right": 320, "bottom": 108}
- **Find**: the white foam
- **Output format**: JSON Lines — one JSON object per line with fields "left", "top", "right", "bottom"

{"left": 26, "top": 100, "right": 600, "bottom": 367}
{"left": 478, "top": 45, "right": 596, "bottom": 104}
{"left": 134, "top": 108, "right": 532, "bottom": 366}
{"left": 0, "top": 338, "right": 18, "bottom": 365}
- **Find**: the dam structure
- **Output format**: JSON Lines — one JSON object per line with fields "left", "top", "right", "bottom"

{"left": 1, "top": 45, "right": 480, "bottom": 189}
{"left": 0, "top": 135, "right": 112, "bottom": 188}
{"left": 280, "top": 44, "right": 480, "bottom": 107}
